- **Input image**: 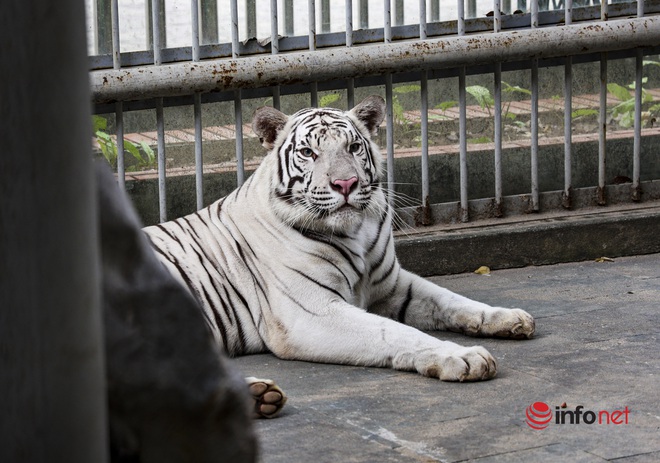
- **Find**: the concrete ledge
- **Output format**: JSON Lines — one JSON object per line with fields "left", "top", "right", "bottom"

{"left": 395, "top": 204, "right": 660, "bottom": 276}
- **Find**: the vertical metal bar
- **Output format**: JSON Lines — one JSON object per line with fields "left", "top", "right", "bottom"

{"left": 346, "top": 0, "right": 355, "bottom": 108}
{"left": 147, "top": 0, "right": 167, "bottom": 50}
{"left": 1, "top": 0, "right": 107, "bottom": 458}
{"left": 321, "top": 0, "right": 331, "bottom": 33}
{"left": 231, "top": 0, "right": 245, "bottom": 186}
{"left": 384, "top": 1, "right": 394, "bottom": 204}
{"left": 359, "top": 0, "right": 369, "bottom": 29}
{"left": 419, "top": 0, "right": 431, "bottom": 224}
{"left": 458, "top": 0, "right": 468, "bottom": 222}
{"left": 531, "top": 0, "right": 540, "bottom": 211}
{"left": 598, "top": 0, "right": 608, "bottom": 206}
{"left": 111, "top": 0, "right": 125, "bottom": 187}
{"left": 632, "top": 1, "right": 644, "bottom": 201}
{"left": 309, "top": 0, "right": 318, "bottom": 106}
{"left": 192, "top": 0, "right": 204, "bottom": 209}
{"left": 386, "top": 74, "right": 395, "bottom": 205}
{"left": 110, "top": 0, "right": 120, "bottom": 65}
{"left": 562, "top": 0, "right": 573, "bottom": 209}
{"left": 246, "top": 0, "right": 257, "bottom": 39}
{"left": 284, "top": 0, "right": 294, "bottom": 36}
{"left": 152, "top": 0, "right": 167, "bottom": 221}
{"left": 271, "top": 0, "right": 281, "bottom": 109}
{"left": 493, "top": 0, "right": 503, "bottom": 217}
{"left": 468, "top": 0, "right": 476, "bottom": 19}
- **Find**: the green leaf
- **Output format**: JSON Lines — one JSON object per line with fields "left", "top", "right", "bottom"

{"left": 124, "top": 140, "right": 142, "bottom": 163}
{"left": 139, "top": 142, "right": 155, "bottom": 164}
{"left": 643, "top": 60, "right": 660, "bottom": 67}
{"left": 93, "top": 115, "right": 108, "bottom": 132}
{"left": 607, "top": 83, "right": 631, "bottom": 102}
{"left": 466, "top": 85, "right": 494, "bottom": 110}
{"left": 435, "top": 100, "right": 457, "bottom": 111}
{"left": 502, "top": 81, "right": 531, "bottom": 96}
{"left": 393, "top": 84, "right": 421, "bottom": 94}
{"left": 572, "top": 109, "right": 599, "bottom": 118}
{"left": 649, "top": 103, "right": 660, "bottom": 113}
{"left": 628, "top": 77, "right": 648, "bottom": 90}
{"left": 505, "top": 112, "right": 517, "bottom": 120}
{"left": 319, "top": 93, "right": 341, "bottom": 107}
{"left": 619, "top": 111, "right": 635, "bottom": 128}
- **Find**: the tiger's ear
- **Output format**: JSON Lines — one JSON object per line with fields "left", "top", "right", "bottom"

{"left": 350, "top": 95, "right": 386, "bottom": 137}
{"left": 252, "top": 106, "right": 288, "bottom": 150}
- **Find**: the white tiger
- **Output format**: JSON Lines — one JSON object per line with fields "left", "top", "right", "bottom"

{"left": 144, "top": 96, "right": 535, "bottom": 418}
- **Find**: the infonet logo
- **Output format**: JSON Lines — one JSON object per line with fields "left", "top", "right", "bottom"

{"left": 525, "top": 402, "right": 630, "bottom": 430}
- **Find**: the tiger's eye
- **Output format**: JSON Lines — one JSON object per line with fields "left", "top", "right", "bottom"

{"left": 301, "top": 148, "right": 315, "bottom": 158}
{"left": 349, "top": 142, "right": 361, "bottom": 154}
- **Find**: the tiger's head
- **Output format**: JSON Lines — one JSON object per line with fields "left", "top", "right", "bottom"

{"left": 252, "top": 96, "right": 387, "bottom": 233}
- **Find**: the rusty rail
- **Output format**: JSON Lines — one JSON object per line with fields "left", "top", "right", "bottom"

{"left": 91, "top": 16, "right": 660, "bottom": 104}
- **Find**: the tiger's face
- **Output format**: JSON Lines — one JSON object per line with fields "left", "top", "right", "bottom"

{"left": 253, "top": 96, "right": 386, "bottom": 232}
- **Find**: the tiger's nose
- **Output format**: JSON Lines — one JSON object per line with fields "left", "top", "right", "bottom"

{"left": 330, "top": 176, "right": 358, "bottom": 197}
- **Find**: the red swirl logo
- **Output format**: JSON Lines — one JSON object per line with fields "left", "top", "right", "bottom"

{"left": 525, "top": 401, "right": 552, "bottom": 430}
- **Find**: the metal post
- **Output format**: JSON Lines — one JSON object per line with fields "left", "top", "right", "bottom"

{"left": 531, "top": 0, "right": 540, "bottom": 211}
{"left": 384, "top": 1, "right": 395, "bottom": 204}
{"left": 147, "top": 0, "right": 167, "bottom": 50}
{"left": 395, "top": 0, "right": 404, "bottom": 26}
{"left": 458, "top": 0, "right": 469, "bottom": 222}
{"left": 632, "top": 1, "right": 645, "bottom": 201}
{"left": 1, "top": 0, "right": 107, "bottom": 461}
{"left": 309, "top": 0, "right": 318, "bottom": 106}
{"left": 563, "top": 0, "right": 573, "bottom": 209}
{"left": 321, "top": 0, "right": 331, "bottom": 33}
{"left": 346, "top": 0, "right": 355, "bottom": 108}
{"left": 493, "top": 0, "right": 503, "bottom": 217}
{"left": 598, "top": 0, "right": 609, "bottom": 206}
{"left": 231, "top": 0, "right": 245, "bottom": 185}
{"left": 192, "top": 0, "right": 204, "bottom": 210}
{"left": 111, "top": 0, "right": 125, "bottom": 187}
{"left": 420, "top": 0, "right": 431, "bottom": 224}
{"left": 271, "top": 0, "right": 281, "bottom": 109}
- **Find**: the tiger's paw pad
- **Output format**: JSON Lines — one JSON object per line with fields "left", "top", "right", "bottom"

{"left": 246, "top": 377, "right": 287, "bottom": 419}
{"left": 488, "top": 308, "right": 536, "bottom": 340}
{"left": 419, "top": 346, "right": 497, "bottom": 382}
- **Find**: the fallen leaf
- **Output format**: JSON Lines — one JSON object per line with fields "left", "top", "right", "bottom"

{"left": 474, "top": 266, "right": 491, "bottom": 275}
{"left": 595, "top": 257, "right": 615, "bottom": 263}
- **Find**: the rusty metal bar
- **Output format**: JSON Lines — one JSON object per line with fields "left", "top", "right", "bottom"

{"left": 458, "top": 0, "right": 468, "bottom": 223}
{"left": 493, "top": 0, "right": 503, "bottom": 217}
{"left": 597, "top": 0, "right": 608, "bottom": 206}
{"left": 231, "top": 0, "right": 245, "bottom": 185}
{"left": 531, "top": 0, "right": 539, "bottom": 212}
{"left": 90, "top": 16, "right": 660, "bottom": 104}
{"left": 192, "top": 0, "right": 204, "bottom": 209}
{"left": 633, "top": 1, "right": 645, "bottom": 201}
{"left": 384, "top": 1, "right": 394, "bottom": 204}
{"left": 563, "top": 0, "right": 573, "bottom": 209}
{"left": 309, "top": 0, "right": 318, "bottom": 106}
{"left": 346, "top": 0, "right": 355, "bottom": 108}
{"left": 110, "top": 0, "right": 125, "bottom": 187}
{"left": 271, "top": 0, "right": 281, "bottom": 109}
{"left": 419, "top": 0, "right": 431, "bottom": 224}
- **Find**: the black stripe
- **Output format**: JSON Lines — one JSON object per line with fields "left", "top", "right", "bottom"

{"left": 372, "top": 258, "right": 396, "bottom": 286}
{"left": 287, "top": 266, "right": 344, "bottom": 299}
{"left": 397, "top": 284, "right": 413, "bottom": 323}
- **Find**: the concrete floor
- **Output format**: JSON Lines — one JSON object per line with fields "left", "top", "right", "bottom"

{"left": 233, "top": 254, "right": 660, "bottom": 463}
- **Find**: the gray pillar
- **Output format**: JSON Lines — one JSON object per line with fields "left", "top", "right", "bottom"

{"left": 0, "top": 1, "right": 107, "bottom": 462}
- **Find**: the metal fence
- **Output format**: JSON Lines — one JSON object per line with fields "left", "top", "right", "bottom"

{"left": 88, "top": 1, "right": 660, "bottom": 226}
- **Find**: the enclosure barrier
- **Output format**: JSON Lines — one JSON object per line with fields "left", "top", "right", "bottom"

{"left": 88, "top": 0, "right": 660, "bottom": 225}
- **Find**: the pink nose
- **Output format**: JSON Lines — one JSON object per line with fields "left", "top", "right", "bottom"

{"left": 331, "top": 176, "right": 358, "bottom": 197}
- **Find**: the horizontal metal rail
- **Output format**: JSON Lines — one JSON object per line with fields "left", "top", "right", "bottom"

{"left": 91, "top": 16, "right": 660, "bottom": 104}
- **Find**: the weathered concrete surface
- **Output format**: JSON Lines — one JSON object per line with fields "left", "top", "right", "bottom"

{"left": 233, "top": 254, "right": 660, "bottom": 462}
{"left": 396, "top": 204, "right": 660, "bottom": 276}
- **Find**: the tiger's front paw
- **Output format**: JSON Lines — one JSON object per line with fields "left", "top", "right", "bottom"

{"left": 416, "top": 345, "right": 497, "bottom": 382}
{"left": 246, "top": 377, "right": 287, "bottom": 419}
{"left": 484, "top": 308, "right": 535, "bottom": 340}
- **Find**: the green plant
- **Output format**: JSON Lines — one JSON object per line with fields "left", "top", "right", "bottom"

{"left": 466, "top": 85, "right": 494, "bottom": 115}
{"left": 94, "top": 115, "right": 156, "bottom": 171}
{"left": 392, "top": 84, "right": 422, "bottom": 126}
{"left": 607, "top": 60, "right": 660, "bottom": 128}
{"left": 319, "top": 92, "right": 342, "bottom": 108}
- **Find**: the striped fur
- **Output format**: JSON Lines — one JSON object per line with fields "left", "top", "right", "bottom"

{"left": 144, "top": 96, "right": 535, "bottom": 383}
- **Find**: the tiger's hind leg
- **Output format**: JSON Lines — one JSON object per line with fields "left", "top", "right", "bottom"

{"left": 246, "top": 377, "right": 288, "bottom": 419}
